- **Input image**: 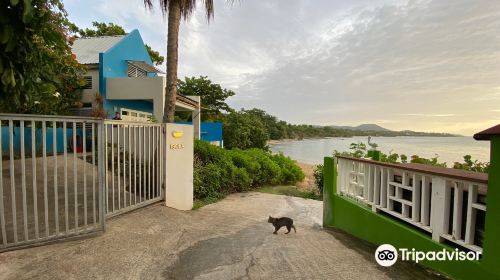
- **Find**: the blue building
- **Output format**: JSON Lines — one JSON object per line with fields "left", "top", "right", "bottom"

{"left": 179, "top": 122, "right": 223, "bottom": 147}
{"left": 71, "top": 30, "right": 201, "bottom": 137}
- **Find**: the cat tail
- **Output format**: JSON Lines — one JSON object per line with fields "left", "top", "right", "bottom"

{"left": 292, "top": 225, "right": 296, "bottom": 233}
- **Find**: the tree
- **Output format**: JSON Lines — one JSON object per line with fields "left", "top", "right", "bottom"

{"left": 78, "top": 22, "right": 126, "bottom": 37}
{"left": 223, "top": 111, "right": 269, "bottom": 149}
{"left": 73, "top": 22, "right": 165, "bottom": 66}
{"left": 0, "top": 0, "right": 85, "bottom": 115}
{"left": 177, "top": 76, "right": 234, "bottom": 121}
{"left": 143, "top": 0, "right": 216, "bottom": 123}
{"left": 145, "top": 45, "right": 165, "bottom": 66}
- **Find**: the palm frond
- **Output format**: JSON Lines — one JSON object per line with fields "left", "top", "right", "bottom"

{"left": 143, "top": 0, "right": 215, "bottom": 21}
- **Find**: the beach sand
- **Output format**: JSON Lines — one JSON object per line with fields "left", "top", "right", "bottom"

{"left": 295, "top": 161, "right": 318, "bottom": 192}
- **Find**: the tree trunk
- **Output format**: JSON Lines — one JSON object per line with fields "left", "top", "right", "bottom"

{"left": 164, "top": 0, "right": 181, "bottom": 123}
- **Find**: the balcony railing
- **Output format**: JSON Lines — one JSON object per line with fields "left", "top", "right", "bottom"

{"left": 336, "top": 156, "right": 487, "bottom": 253}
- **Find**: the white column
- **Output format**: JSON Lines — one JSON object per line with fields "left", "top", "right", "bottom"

{"left": 186, "top": 95, "right": 201, "bottom": 140}
{"left": 430, "top": 177, "right": 450, "bottom": 242}
{"left": 164, "top": 123, "right": 194, "bottom": 210}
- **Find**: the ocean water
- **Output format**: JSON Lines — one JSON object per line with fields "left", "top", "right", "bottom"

{"left": 268, "top": 136, "right": 490, "bottom": 165}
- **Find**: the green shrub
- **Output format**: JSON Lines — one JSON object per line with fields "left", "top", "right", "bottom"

{"left": 193, "top": 140, "right": 304, "bottom": 202}
{"left": 271, "top": 153, "right": 305, "bottom": 184}
{"left": 313, "top": 164, "right": 324, "bottom": 194}
{"left": 222, "top": 111, "right": 269, "bottom": 149}
{"left": 246, "top": 148, "right": 282, "bottom": 185}
{"left": 227, "top": 149, "right": 261, "bottom": 182}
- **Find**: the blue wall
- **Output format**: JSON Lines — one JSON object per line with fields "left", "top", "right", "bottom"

{"left": 178, "top": 122, "right": 223, "bottom": 146}
{"left": 1, "top": 126, "right": 85, "bottom": 155}
{"left": 99, "top": 29, "right": 156, "bottom": 118}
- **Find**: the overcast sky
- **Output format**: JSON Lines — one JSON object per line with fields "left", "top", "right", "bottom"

{"left": 65, "top": 0, "right": 500, "bottom": 135}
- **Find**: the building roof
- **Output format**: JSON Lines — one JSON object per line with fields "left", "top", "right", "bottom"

{"left": 127, "top": 60, "right": 165, "bottom": 74}
{"left": 474, "top": 124, "right": 500, "bottom": 141}
{"left": 72, "top": 35, "right": 126, "bottom": 64}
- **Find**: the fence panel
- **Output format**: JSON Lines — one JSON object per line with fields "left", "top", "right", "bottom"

{"left": 336, "top": 156, "right": 487, "bottom": 253}
{"left": 0, "top": 114, "right": 104, "bottom": 251}
{"left": 103, "top": 120, "right": 164, "bottom": 217}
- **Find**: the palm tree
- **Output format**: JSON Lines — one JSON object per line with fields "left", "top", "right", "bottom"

{"left": 143, "top": 0, "right": 215, "bottom": 123}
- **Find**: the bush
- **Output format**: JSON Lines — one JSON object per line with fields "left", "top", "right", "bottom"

{"left": 193, "top": 140, "right": 304, "bottom": 201}
{"left": 313, "top": 164, "right": 324, "bottom": 194}
{"left": 222, "top": 111, "right": 269, "bottom": 149}
{"left": 271, "top": 153, "right": 305, "bottom": 184}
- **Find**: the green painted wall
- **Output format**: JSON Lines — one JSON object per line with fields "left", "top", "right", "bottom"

{"left": 323, "top": 156, "right": 500, "bottom": 280}
{"left": 482, "top": 136, "right": 500, "bottom": 273}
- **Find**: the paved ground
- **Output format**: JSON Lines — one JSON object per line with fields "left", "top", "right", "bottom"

{"left": 1, "top": 155, "right": 155, "bottom": 244}
{"left": 0, "top": 192, "right": 444, "bottom": 280}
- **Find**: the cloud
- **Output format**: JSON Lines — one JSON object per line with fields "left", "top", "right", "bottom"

{"left": 401, "top": 114, "right": 458, "bottom": 117}
{"left": 65, "top": 0, "right": 500, "bottom": 136}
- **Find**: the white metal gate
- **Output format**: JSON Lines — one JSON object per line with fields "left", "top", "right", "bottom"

{"left": 0, "top": 115, "right": 168, "bottom": 252}
{"left": 103, "top": 120, "right": 165, "bottom": 217}
{"left": 0, "top": 114, "right": 105, "bottom": 252}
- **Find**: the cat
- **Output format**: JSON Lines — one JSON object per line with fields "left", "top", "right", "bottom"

{"left": 268, "top": 216, "right": 296, "bottom": 234}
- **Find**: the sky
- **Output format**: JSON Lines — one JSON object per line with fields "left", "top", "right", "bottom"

{"left": 65, "top": 0, "right": 500, "bottom": 136}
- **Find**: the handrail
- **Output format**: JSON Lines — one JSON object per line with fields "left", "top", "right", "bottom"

{"left": 0, "top": 113, "right": 102, "bottom": 122}
{"left": 336, "top": 156, "right": 488, "bottom": 252}
{"left": 336, "top": 155, "right": 488, "bottom": 185}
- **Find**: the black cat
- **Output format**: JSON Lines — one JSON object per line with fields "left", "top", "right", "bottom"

{"left": 268, "top": 216, "right": 296, "bottom": 234}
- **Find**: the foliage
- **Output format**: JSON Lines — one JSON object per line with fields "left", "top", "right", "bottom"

{"left": 332, "top": 140, "right": 488, "bottom": 173}
{"left": 243, "top": 109, "right": 289, "bottom": 140}
{"left": 143, "top": 0, "right": 217, "bottom": 123}
{"left": 313, "top": 164, "right": 324, "bottom": 194}
{"left": 333, "top": 142, "right": 367, "bottom": 158}
{"left": 194, "top": 140, "right": 304, "bottom": 201}
{"left": 223, "top": 111, "right": 269, "bottom": 149}
{"left": 453, "top": 155, "right": 490, "bottom": 173}
{"left": 271, "top": 153, "right": 305, "bottom": 185}
{"left": 257, "top": 186, "right": 320, "bottom": 200}
{"left": 380, "top": 151, "right": 401, "bottom": 163}
{"left": 177, "top": 76, "right": 235, "bottom": 121}
{"left": 0, "top": 0, "right": 85, "bottom": 114}
{"left": 237, "top": 108, "right": 455, "bottom": 140}
{"left": 409, "top": 155, "right": 447, "bottom": 167}
{"left": 145, "top": 44, "right": 165, "bottom": 65}
{"left": 90, "top": 93, "right": 107, "bottom": 118}
{"left": 73, "top": 21, "right": 165, "bottom": 66}
{"left": 78, "top": 21, "right": 126, "bottom": 37}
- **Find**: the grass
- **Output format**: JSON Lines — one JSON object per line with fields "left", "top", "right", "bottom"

{"left": 256, "top": 185, "right": 322, "bottom": 200}
{"left": 193, "top": 196, "right": 224, "bottom": 210}
{"left": 193, "top": 186, "right": 322, "bottom": 210}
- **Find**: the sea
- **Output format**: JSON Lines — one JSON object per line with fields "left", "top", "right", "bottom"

{"left": 268, "top": 136, "right": 490, "bottom": 166}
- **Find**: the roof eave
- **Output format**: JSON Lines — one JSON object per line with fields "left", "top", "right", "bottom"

{"left": 473, "top": 124, "right": 500, "bottom": 141}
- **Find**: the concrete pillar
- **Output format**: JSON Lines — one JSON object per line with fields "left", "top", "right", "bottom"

{"left": 164, "top": 123, "right": 193, "bottom": 210}
{"left": 186, "top": 95, "right": 201, "bottom": 140}
{"left": 323, "top": 157, "right": 336, "bottom": 227}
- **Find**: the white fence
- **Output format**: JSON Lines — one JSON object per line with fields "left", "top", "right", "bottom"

{"left": 0, "top": 114, "right": 105, "bottom": 251}
{"left": 103, "top": 120, "right": 164, "bottom": 217}
{"left": 337, "top": 156, "right": 487, "bottom": 253}
{"left": 0, "top": 114, "right": 168, "bottom": 252}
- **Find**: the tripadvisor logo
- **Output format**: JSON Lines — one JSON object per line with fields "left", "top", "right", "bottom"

{"left": 374, "top": 244, "right": 481, "bottom": 267}
{"left": 375, "top": 244, "right": 398, "bottom": 267}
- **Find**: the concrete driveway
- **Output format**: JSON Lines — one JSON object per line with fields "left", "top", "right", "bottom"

{"left": 0, "top": 192, "right": 443, "bottom": 280}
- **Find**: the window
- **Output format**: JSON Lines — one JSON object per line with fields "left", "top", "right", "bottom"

{"left": 120, "top": 108, "right": 153, "bottom": 122}
{"left": 127, "top": 64, "right": 147, "bottom": 77}
{"left": 82, "top": 76, "right": 92, "bottom": 89}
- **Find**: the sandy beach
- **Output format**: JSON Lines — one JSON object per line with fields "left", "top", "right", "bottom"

{"left": 294, "top": 161, "right": 318, "bottom": 192}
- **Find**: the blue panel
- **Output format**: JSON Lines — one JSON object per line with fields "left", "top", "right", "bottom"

{"left": 177, "top": 122, "right": 223, "bottom": 143}
{"left": 1, "top": 127, "right": 87, "bottom": 155}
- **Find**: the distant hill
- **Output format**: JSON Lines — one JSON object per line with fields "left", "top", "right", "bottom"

{"left": 331, "top": 124, "right": 391, "bottom": 132}
{"left": 326, "top": 123, "right": 457, "bottom": 137}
